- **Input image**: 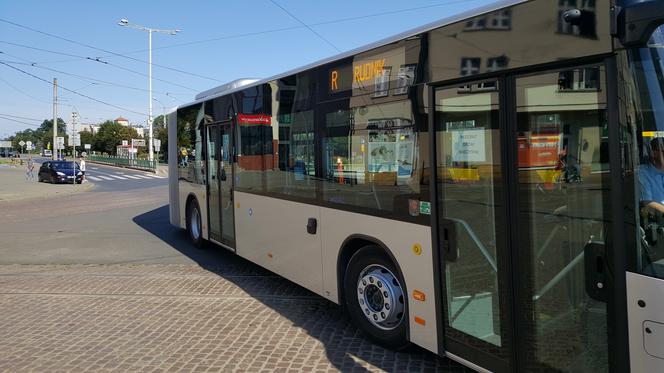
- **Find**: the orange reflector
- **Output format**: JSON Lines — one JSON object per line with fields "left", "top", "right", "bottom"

{"left": 267, "top": 252, "right": 273, "bottom": 259}
{"left": 414, "top": 316, "right": 426, "bottom": 326}
{"left": 413, "top": 290, "right": 426, "bottom": 302}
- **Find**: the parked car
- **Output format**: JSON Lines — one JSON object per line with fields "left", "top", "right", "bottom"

{"left": 38, "top": 161, "right": 83, "bottom": 184}
{"left": 42, "top": 149, "right": 52, "bottom": 157}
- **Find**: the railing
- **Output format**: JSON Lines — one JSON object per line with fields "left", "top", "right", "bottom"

{"left": 88, "top": 155, "right": 156, "bottom": 172}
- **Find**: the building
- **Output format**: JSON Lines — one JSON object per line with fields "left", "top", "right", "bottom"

{"left": 114, "top": 117, "right": 129, "bottom": 126}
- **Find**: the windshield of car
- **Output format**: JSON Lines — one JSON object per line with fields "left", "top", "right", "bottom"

{"left": 51, "top": 162, "right": 79, "bottom": 171}
{"left": 623, "top": 25, "right": 664, "bottom": 280}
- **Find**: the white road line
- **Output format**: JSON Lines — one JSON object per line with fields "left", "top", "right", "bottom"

{"left": 86, "top": 176, "right": 101, "bottom": 181}
{"left": 109, "top": 175, "right": 128, "bottom": 180}
{"left": 135, "top": 175, "right": 153, "bottom": 179}
{"left": 124, "top": 175, "right": 141, "bottom": 180}
{"left": 97, "top": 175, "right": 114, "bottom": 181}
{"left": 143, "top": 174, "right": 165, "bottom": 179}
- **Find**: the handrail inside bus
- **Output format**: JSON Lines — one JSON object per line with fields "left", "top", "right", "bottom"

{"left": 532, "top": 251, "right": 584, "bottom": 302}
{"left": 448, "top": 218, "right": 498, "bottom": 273}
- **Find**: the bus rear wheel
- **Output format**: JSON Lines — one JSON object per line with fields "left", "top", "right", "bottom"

{"left": 344, "top": 245, "right": 409, "bottom": 350}
{"left": 186, "top": 199, "right": 204, "bottom": 249}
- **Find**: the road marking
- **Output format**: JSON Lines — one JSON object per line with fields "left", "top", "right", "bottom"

{"left": 86, "top": 176, "right": 101, "bottom": 181}
{"left": 109, "top": 175, "right": 128, "bottom": 180}
{"left": 143, "top": 174, "right": 165, "bottom": 179}
{"left": 134, "top": 175, "right": 153, "bottom": 179}
{"left": 124, "top": 175, "right": 141, "bottom": 180}
{"left": 97, "top": 175, "right": 114, "bottom": 181}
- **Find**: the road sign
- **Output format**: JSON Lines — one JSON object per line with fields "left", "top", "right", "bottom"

{"left": 19, "top": 140, "right": 25, "bottom": 147}
{"left": 122, "top": 140, "right": 128, "bottom": 147}
{"left": 67, "top": 135, "right": 80, "bottom": 147}
{"left": 0, "top": 140, "right": 11, "bottom": 148}
{"left": 132, "top": 139, "right": 146, "bottom": 147}
{"left": 26, "top": 141, "right": 32, "bottom": 147}
{"left": 56, "top": 136, "right": 65, "bottom": 150}
{"left": 154, "top": 139, "right": 161, "bottom": 152}
{"left": 84, "top": 144, "right": 91, "bottom": 150}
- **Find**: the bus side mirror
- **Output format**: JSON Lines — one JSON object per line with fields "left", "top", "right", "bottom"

{"left": 618, "top": 1, "right": 664, "bottom": 47}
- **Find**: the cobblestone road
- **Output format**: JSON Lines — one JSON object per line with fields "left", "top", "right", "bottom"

{"left": 0, "top": 262, "right": 470, "bottom": 373}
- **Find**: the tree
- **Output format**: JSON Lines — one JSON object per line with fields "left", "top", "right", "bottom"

{"left": 10, "top": 118, "right": 66, "bottom": 151}
{"left": 94, "top": 121, "right": 139, "bottom": 155}
{"left": 153, "top": 114, "right": 168, "bottom": 162}
{"left": 79, "top": 130, "right": 95, "bottom": 152}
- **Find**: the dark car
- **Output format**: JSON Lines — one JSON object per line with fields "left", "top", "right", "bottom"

{"left": 38, "top": 161, "right": 83, "bottom": 184}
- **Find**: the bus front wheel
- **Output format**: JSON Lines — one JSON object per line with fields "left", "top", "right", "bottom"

{"left": 186, "top": 199, "right": 204, "bottom": 248}
{"left": 344, "top": 245, "right": 409, "bottom": 350}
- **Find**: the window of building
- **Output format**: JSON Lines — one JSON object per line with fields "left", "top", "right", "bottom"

{"left": 488, "top": 10, "right": 511, "bottom": 30}
{"left": 395, "top": 64, "right": 417, "bottom": 95}
{"left": 558, "top": 67, "right": 601, "bottom": 91}
{"left": 374, "top": 67, "right": 391, "bottom": 98}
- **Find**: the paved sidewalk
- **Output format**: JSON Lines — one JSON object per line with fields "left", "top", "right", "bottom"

{"left": 0, "top": 264, "right": 468, "bottom": 373}
{"left": 0, "top": 163, "right": 94, "bottom": 203}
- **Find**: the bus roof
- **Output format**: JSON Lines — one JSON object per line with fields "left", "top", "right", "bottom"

{"left": 188, "top": 0, "right": 527, "bottom": 105}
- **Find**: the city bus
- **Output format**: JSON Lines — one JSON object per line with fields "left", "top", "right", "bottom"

{"left": 168, "top": 0, "right": 664, "bottom": 371}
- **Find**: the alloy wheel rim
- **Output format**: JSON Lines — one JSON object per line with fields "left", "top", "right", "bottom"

{"left": 356, "top": 264, "right": 405, "bottom": 330}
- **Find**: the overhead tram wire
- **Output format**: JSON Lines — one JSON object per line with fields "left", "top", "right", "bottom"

{"left": 0, "top": 19, "right": 223, "bottom": 83}
{"left": 0, "top": 113, "right": 44, "bottom": 122}
{"left": 0, "top": 77, "right": 53, "bottom": 105}
{"left": 268, "top": 0, "right": 341, "bottom": 53}
{"left": 0, "top": 41, "right": 199, "bottom": 92}
{"left": 0, "top": 115, "right": 43, "bottom": 127}
{"left": 1, "top": 59, "right": 186, "bottom": 96}
{"left": 0, "top": 62, "right": 147, "bottom": 116}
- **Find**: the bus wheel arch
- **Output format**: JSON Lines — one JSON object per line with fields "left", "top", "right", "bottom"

{"left": 338, "top": 235, "right": 410, "bottom": 349}
{"left": 185, "top": 194, "right": 204, "bottom": 248}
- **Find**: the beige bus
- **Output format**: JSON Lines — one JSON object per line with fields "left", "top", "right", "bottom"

{"left": 168, "top": 0, "right": 664, "bottom": 371}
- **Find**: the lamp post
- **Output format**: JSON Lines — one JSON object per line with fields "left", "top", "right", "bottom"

{"left": 118, "top": 19, "right": 179, "bottom": 163}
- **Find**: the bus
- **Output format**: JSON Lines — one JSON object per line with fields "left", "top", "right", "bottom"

{"left": 168, "top": 1, "right": 664, "bottom": 371}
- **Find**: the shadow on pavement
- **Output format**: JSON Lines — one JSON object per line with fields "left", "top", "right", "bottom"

{"left": 133, "top": 204, "right": 469, "bottom": 373}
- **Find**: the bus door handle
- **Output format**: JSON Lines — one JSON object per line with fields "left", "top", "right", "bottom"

{"left": 307, "top": 218, "right": 317, "bottom": 235}
{"left": 584, "top": 242, "right": 608, "bottom": 302}
{"left": 441, "top": 219, "right": 458, "bottom": 263}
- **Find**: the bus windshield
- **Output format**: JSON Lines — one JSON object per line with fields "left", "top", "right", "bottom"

{"left": 624, "top": 25, "right": 664, "bottom": 280}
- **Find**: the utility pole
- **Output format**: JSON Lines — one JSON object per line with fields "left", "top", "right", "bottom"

{"left": 118, "top": 19, "right": 179, "bottom": 163}
{"left": 52, "top": 78, "right": 58, "bottom": 160}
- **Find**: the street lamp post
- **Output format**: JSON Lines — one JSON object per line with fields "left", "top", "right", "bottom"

{"left": 118, "top": 19, "right": 179, "bottom": 163}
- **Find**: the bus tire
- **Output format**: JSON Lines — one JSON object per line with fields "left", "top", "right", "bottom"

{"left": 344, "top": 245, "right": 409, "bottom": 350}
{"left": 186, "top": 198, "right": 204, "bottom": 249}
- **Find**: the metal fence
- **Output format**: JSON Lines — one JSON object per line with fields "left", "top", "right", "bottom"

{"left": 88, "top": 155, "right": 157, "bottom": 172}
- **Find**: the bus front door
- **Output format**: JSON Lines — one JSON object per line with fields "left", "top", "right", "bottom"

{"left": 432, "top": 65, "right": 613, "bottom": 372}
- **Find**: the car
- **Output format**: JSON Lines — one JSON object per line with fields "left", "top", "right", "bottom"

{"left": 38, "top": 161, "right": 83, "bottom": 184}
{"left": 42, "top": 149, "right": 52, "bottom": 157}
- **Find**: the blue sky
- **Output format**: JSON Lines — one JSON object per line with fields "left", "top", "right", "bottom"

{"left": 0, "top": 0, "right": 494, "bottom": 138}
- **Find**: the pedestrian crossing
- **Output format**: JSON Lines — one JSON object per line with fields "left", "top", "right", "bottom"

{"left": 85, "top": 171, "right": 166, "bottom": 183}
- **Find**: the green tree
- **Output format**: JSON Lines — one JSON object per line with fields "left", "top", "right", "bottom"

{"left": 79, "top": 130, "right": 96, "bottom": 152}
{"left": 94, "top": 121, "right": 139, "bottom": 155}
{"left": 153, "top": 114, "right": 168, "bottom": 162}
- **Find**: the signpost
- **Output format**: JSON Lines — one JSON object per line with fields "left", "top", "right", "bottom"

{"left": 153, "top": 139, "right": 161, "bottom": 162}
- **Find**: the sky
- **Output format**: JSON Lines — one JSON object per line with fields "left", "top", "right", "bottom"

{"left": 0, "top": 0, "right": 496, "bottom": 139}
